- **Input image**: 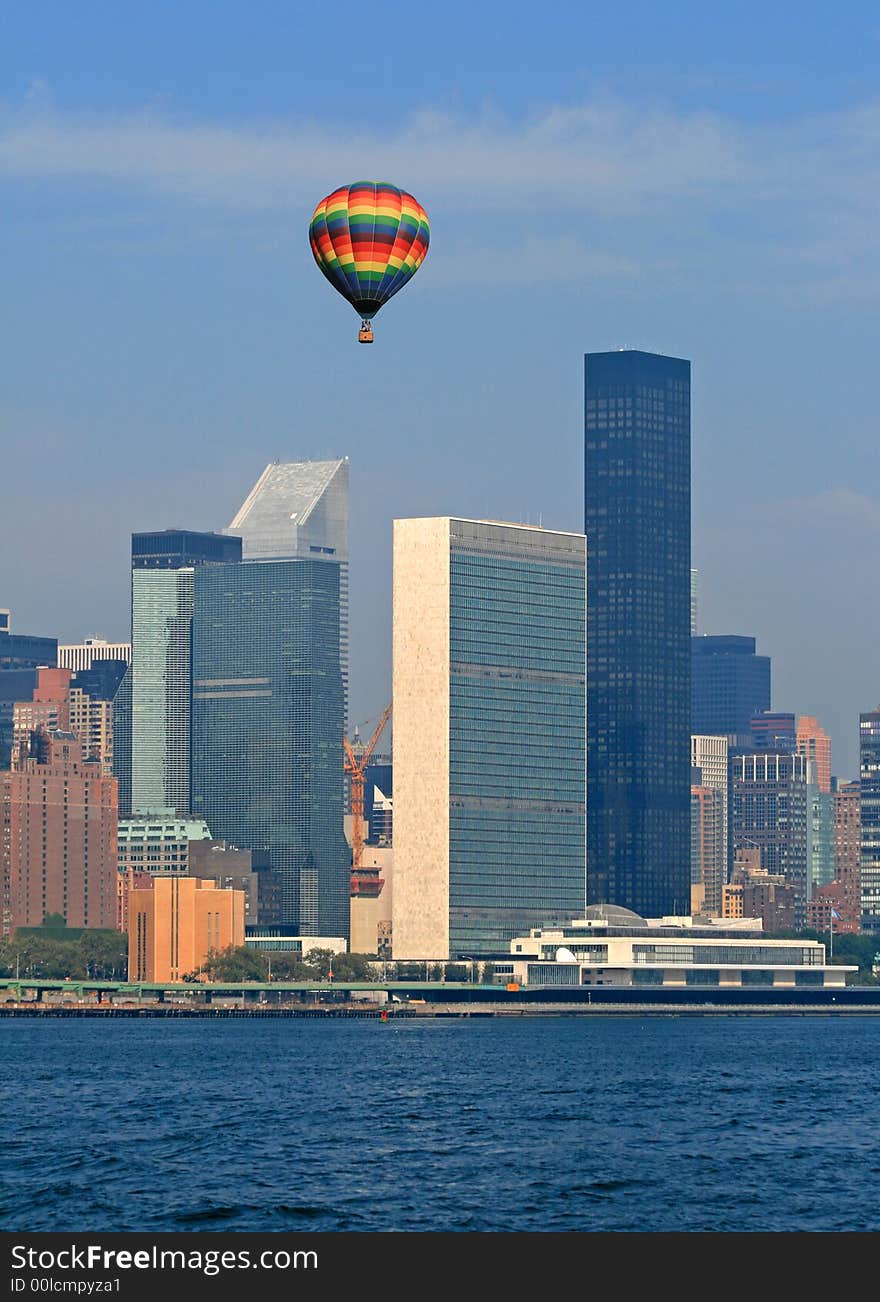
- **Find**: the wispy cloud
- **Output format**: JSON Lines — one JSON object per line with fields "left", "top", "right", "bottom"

{"left": 780, "top": 488, "right": 880, "bottom": 531}
{"left": 0, "top": 101, "right": 748, "bottom": 212}
{"left": 2, "top": 97, "right": 880, "bottom": 293}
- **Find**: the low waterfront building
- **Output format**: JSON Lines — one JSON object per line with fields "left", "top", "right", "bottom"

{"left": 496, "top": 905, "right": 853, "bottom": 989}
{"left": 128, "top": 876, "right": 245, "bottom": 983}
{"left": 244, "top": 928, "right": 346, "bottom": 959}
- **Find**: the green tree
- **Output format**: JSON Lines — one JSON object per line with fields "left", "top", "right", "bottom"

{"left": 4, "top": 935, "right": 79, "bottom": 979}
{"left": 330, "top": 952, "right": 374, "bottom": 981}
{"left": 201, "top": 946, "right": 269, "bottom": 982}
{"left": 78, "top": 931, "right": 128, "bottom": 980}
{"left": 0, "top": 927, "right": 127, "bottom": 980}
{"left": 263, "top": 954, "right": 311, "bottom": 981}
{"left": 301, "top": 948, "right": 337, "bottom": 979}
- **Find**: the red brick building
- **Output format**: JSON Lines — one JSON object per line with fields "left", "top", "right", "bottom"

{"left": 832, "top": 779, "right": 861, "bottom": 930}
{"left": 1, "top": 730, "right": 117, "bottom": 935}
{"left": 807, "top": 880, "right": 859, "bottom": 935}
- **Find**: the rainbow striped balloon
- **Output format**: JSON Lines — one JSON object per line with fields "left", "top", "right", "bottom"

{"left": 309, "top": 181, "right": 430, "bottom": 326}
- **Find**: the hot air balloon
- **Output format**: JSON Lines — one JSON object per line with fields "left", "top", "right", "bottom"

{"left": 309, "top": 181, "right": 429, "bottom": 343}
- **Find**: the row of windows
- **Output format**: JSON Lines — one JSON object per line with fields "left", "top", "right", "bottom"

{"left": 632, "top": 944, "right": 822, "bottom": 966}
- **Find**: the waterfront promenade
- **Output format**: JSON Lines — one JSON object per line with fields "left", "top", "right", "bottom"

{"left": 3, "top": 978, "right": 880, "bottom": 1015}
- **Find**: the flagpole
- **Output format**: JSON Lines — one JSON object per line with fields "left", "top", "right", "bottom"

{"left": 829, "top": 907, "right": 834, "bottom": 962}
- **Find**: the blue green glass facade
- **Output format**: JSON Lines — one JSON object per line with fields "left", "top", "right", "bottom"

{"left": 131, "top": 530, "right": 242, "bottom": 816}
{"left": 448, "top": 522, "right": 586, "bottom": 955}
{"left": 191, "top": 559, "right": 349, "bottom": 938}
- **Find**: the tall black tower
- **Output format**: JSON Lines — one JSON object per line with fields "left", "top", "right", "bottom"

{"left": 585, "top": 350, "right": 691, "bottom": 916}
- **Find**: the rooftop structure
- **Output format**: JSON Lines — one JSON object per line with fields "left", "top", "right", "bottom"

{"left": 499, "top": 907, "right": 853, "bottom": 989}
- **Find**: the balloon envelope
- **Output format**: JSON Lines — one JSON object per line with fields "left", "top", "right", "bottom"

{"left": 309, "top": 181, "right": 430, "bottom": 320}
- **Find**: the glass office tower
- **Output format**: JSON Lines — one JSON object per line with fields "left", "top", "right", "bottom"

{"left": 392, "top": 517, "right": 587, "bottom": 959}
{"left": 130, "top": 530, "right": 242, "bottom": 816}
{"left": 585, "top": 350, "right": 691, "bottom": 917}
{"left": 228, "top": 459, "right": 349, "bottom": 731}
{"left": 191, "top": 559, "right": 349, "bottom": 938}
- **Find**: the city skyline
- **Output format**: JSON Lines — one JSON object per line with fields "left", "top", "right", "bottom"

{"left": 3, "top": 5, "right": 880, "bottom": 778}
{"left": 4, "top": 2, "right": 880, "bottom": 1253}
{"left": 2, "top": 437, "right": 872, "bottom": 784}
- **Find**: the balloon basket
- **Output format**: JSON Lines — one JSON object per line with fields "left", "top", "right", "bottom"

{"left": 358, "top": 320, "right": 374, "bottom": 344}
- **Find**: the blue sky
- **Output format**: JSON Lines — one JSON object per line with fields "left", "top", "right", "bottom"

{"left": 2, "top": 1, "right": 878, "bottom": 773}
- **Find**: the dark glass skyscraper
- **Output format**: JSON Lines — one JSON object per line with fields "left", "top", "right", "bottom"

{"left": 191, "top": 559, "right": 349, "bottom": 939}
{"left": 692, "top": 635, "right": 771, "bottom": 741}
{"left": 585, "top": 349, "right": 690, "bottom": 917}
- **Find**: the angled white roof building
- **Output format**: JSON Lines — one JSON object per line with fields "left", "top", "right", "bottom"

{"left": 228, "top": 458, "right": 349, "bottom": 564}
{"left": 227, "top": 458, "right": 349, "bottom": 724}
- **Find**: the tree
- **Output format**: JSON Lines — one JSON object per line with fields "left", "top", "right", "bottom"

{"left": 301, "top": 947, "right": 343, "bottom": 979}
{"left": 263, "top": 954, "right": 311, "bottom": 981}
{"left": 330, "top": 952, "right": 374, "bottom": 982}
{"left": 201, "top": 946, "right": 268, "bottom": 982}
{"left": 78, "top": 931, "right": 128, "bottom": 980}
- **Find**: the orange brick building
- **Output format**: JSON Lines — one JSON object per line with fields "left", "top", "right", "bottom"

{"left": 796, "top": 715, "right": 832, "bottom": 794}
{"left": 128, "top": 876, "right": 245, "bottom": 982}
{"left": 1, "top": 730, "right": 118, "bottom": 935}
{"left": 116, "top": 868, "right": 153, "bottom": 934}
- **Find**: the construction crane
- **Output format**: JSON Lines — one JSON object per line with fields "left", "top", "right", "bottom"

{"left": 344, "top": 702, "right": 391, "bottom": 895}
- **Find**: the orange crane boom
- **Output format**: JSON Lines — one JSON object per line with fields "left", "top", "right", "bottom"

{"left": 345, "top": 703, "right": 391, "bottom": 890}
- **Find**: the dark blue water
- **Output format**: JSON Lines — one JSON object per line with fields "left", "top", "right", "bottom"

{"left": 2, "top": 1016, "right": 879, "bottom": 1232}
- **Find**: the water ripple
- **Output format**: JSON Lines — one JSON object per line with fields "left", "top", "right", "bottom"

{"left": 1, "top": 1016, "right": 879, "bottom": 1232}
